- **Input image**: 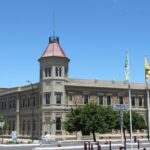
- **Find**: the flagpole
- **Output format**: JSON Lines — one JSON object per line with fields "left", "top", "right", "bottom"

{"left": 146, "top": 82, "right": 150, "bottom": 140}
{"left": 128, "top": 83, "right": 133, "bottom": 149}
{"left": 125, "top": 50, "right": 133, "bottom": 149}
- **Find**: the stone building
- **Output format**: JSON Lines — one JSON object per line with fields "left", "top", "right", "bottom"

{"left": 0, "top": 36, "right": 148, "bottom": 140}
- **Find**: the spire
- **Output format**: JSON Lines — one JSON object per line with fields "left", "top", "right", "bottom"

{"left": 40, "top": 15, "right": 69, "bottom": 60}
{"left": 40, "top": 36, "right": 69, "bottom": 59}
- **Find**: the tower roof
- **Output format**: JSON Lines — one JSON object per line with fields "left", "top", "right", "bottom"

{"left": 41, "top": 36, "right": 68, "bottom": 59}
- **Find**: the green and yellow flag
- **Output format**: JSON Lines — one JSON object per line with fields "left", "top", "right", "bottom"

{"left": 144, "top": 57, "right": 150, "bottom": 83}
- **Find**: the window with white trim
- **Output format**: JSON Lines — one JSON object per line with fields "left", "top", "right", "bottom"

{"left": 45, "top": 93, "right": 51, "bottom": 104}
{"left": 119, "top": 96, "right": 123, "bottom": 104}
{"left": 99, "top": 96, "right": 103, "bottom": 105}
{"left": 107, "top": 96, "right": 111, "bottom": 106}
{"left": 83, "top": 95, "right": 89, "bottom": 104}
{"left": 55, "top": 67, "right": 62, "bottom": 77}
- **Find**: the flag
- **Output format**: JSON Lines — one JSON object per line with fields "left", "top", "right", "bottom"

{"left": 144, "top": 57, "right": 150, "bottom": 82}
{"left": 125, "top": 51, "right": 129, "bottom": 81}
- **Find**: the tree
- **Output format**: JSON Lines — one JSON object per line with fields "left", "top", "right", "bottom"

{"left": 114, "top": 111, "right": 147, "bottom": 140}
{"left": 0, "top": 116, "right": 9, "bottom": 135}
{"left": 63, "top": 103, "right": 117, "bottom": 141}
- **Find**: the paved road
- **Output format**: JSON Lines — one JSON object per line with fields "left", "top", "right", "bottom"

{"left": 0, "top": 141, "right": 150, "bottom": 150}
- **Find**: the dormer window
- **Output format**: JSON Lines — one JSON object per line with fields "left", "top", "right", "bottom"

{"left": 56, "top": 67, "right": 62, "bottom": 77}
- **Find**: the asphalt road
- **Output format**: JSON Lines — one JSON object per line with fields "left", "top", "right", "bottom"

{"left": 0, "top": 141, "right": 150, "bottom": 150}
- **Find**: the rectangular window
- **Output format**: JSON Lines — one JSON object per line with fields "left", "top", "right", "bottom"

{"left": 4, "top": 101, "right": 6, "bottom": 109}
{"left": 83, "top": 95, "right": 89, "bottom": 104}
{"left": 48, "top": 68, "right": 51, "bottom": 76}
{"left": 33, "top": 119, "right": 36, "bottom": 131}
{"left": 27, "top": 120, "right": 30, "bottom": 132}
{"left": 56, "top": 117, "right": 61, "bottom": 130}
{"left": 119, "top": 96, "right": 123, "bottom": 104}
{"left": 45, "top": 93, "right": 50, "bottom": 104}
{"left": 12, "top": 100, "right": 16, "bottom": 109}
{"left": 8, "top": 120, "right": 11, "bottom": 131}
{"left": 27, "top": 97, "right": 30, "bottom": 107}
{"left": 9, "top": 101, "right": 12, "bottom": 109}
{"left": 132, "top": 97, "right": 135, "bottom": 106}
{"left": 56, "top": 67, "right": 62, "bottom": 77}
{"left": 107, "top": 96, "right": 111, "bottom": 106}
{"left": 12, "top": 120, "right": 15, "bottom": 131}
{"left": 40, "top": 69, "right": 43, "bottom": 79}
{"left": 69, "top": 95, "right": 73, "bottom": 101}
{"left": 33, "top": 96, "right": 36, "bottom": 106}
{"left": 45, "top": 68, "right": 51, "bottom": 77}
{"left": 22, "top": 99, "right": 25, "bottom": 108}
{"left": 2, "top": 102, "right": 3, "bottom": 110}
{"left": 139, "top": 97, "right": 142, "bottom": 107}
{"left": 45, "top": 68, "right": 48, "bottom": 77}
{"left": 99, "top": 96, "right": 103, "bottom": 105}
{"left": 56, "top": 93, "right": 61, "bottom": 104}
{"left": 22, "top": 120, "right": 25, "bottom": 131}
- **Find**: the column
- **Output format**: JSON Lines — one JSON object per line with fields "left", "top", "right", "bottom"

{"left": 16, "top": 94, "right": 20, "bottom": 135}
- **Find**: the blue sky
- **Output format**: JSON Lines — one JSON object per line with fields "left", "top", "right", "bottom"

{"left": 0, "top": 0, "right": 150, "bottom": 87}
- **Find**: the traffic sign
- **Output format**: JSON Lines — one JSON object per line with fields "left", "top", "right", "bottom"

{"left": 112, "top": 104, "right": 129, "bottom": 111}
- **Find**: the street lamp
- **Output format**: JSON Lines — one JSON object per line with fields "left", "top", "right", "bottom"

{"left": 26, "top": 80, "right": 34, "bottom": 143}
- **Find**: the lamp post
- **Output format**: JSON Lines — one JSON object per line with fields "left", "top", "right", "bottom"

{"left": 26, "top": 80, "right": 34, "bottom": 143}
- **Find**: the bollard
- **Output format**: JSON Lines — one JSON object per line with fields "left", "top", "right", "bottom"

{"left": 137, "top": 140, "right": 140, "bottom": 149}
{"left": 98, "top": 144, "right": 101, "bottom": 150}
{"left": 109, "top": 141, "right": 112, "bottom": 150}
{"left": 84, "top": 142, "right": 87, "bottom": 150}
{"left": 119, "top": 146, "right": 123, "bottom": 150}
{"left": 88, "top": 142, "right": 91, "bottom": 150}
{"left": 91, "top": 144, "right": 93, "bottom": 150}
{"left": 124, "top": 138, "right": 126, "bottom": 150}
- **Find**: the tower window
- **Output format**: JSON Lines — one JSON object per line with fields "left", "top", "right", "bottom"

{"left": 45, "top": 93, "right": 51, "bottom": 104}
{"left": 56, "top": 67, "right": 62, "bottom": 77}
{"left": 45, "top": 68, "right": 51, "bottom": 77}
{"left": 56, "top": 93, "right": 62, "bottom": 104}
{"left": 99, "top": 96, "right": 103, "bottom": 105}
{"left": 119, "top": 96, "right": 123, "bottom": 104}
{"left": 56, "top": 117, "right": 61, "bottom": 130}
{"left": 40, "top": 69, "right": 43, "bottom": 79}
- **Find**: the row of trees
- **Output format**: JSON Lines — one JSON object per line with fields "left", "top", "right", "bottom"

{"left": 64, "top": 103, "right": 147, "bottom": 141}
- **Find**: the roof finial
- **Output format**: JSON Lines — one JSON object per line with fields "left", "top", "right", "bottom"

{"left": 49, "top": 13, "right": 59, "bottom": 44}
